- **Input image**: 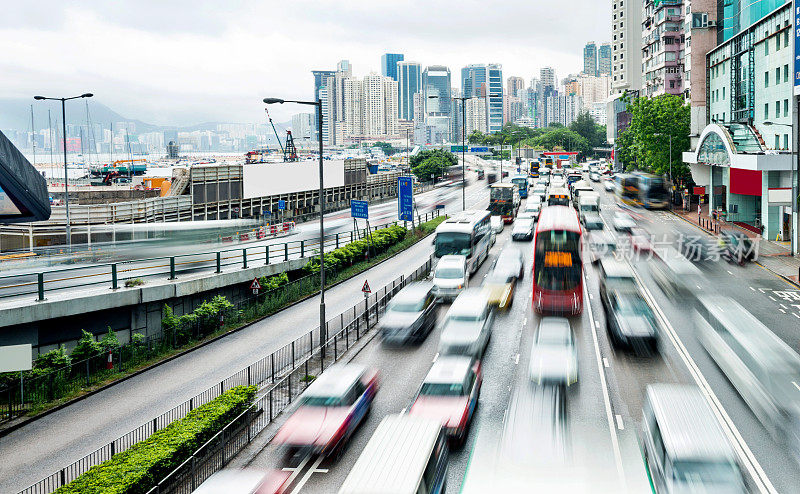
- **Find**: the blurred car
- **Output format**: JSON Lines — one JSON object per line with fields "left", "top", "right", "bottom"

{"left": 589, "top": 172, "right": 600, "bottom": 182}
{"left": 524, "top": 201, "right": 542, "bottom": 220}
{"left": 379, "top": 283, "right": 438, "bottom": 345}
{"left": 611, "top": 211, "right": 635, "bottom": 232}
{"left": 482, "top": 267, "right": 518, "bottom": 310}
{"left": 601, "top": 287, "right": 659, "bottom": 353}
{"left": 629, "top": 227, "right": 652, "bottom": 252}
{"left": 528, "top": 193, "right": 545, "bottom": 205}
{"left": 490, "top": 215, "right": 504, "bottom": 233}
{"left": 529, "top": 317, "right": 578, "bottom": 387}
{"left": 642, "top": 385, "right": 746, "bottom": 494}
{"left": 273, "top": 364, "right": 379, "bottom": 459}
{"left": 493, "top": 248, "right": 524, "bottom": 278}
{"left": 432, "top": 255, "right": 468, "bottom": 302}
{"left": 517, "top": 212, "right": 537, "bottom": 222}
{"left": 438, "top": 289, "right": 493, "bottom": 359}
{"left": 476, "top": 169, "right": 485, "bottom": 180}
{"left": 678, "top": 234, "right": 718, "bottom": 265}
{"left": 588, "top": 230, "right": 618, "bottom": 263}
{"left": 409, "top": 355, "right": 482, "bottom": 446}
{"left": 194, "top": 469, "right": 292, "bottom": 494}
{"left": 511, "top": 218, "right": 535, "bottom": 241}
{"left": 649, "top": 246, "right": 705, "bottom": 298}
{"left": 603, "top": 178, "right": 615, "bottom": 192}
{"left": 582, "top": 212, "right": 604, "bottom": 231}
{"left": 719, "top": 229, "right": 756, "bottom": 264}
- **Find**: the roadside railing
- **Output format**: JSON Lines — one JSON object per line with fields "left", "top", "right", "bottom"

{"left": 0, "top": 210, "right": 440, "bottom": 302}
{"left": 16, "top": 256, "right": 433, "bottom": 494}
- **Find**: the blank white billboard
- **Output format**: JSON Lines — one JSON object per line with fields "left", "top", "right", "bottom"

{"left": 242, "top": 160, "right": 345, "bottom": 199}
{"left": 0, "top": 344, "right": 32, "bottom": 372}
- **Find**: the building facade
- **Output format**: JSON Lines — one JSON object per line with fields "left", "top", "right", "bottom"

{"left": 584, "top": 42, "right": 598, "bottom": 75}
{"left": 684, "top": 0, "right": 719, "bottom": 147}
{"left": 462, "top": 64, "right": 504, "bottom": 133}
{"left": 599, "top": 42, "right": 612, "bottom": 75}
{"left": 423, "top": 65, "right": 452, "bottom": 144}
{"left": 611, "top": 0, "right": 643, "bottom": 94}
{"left": 397, "top": 61, "right": 422, "bottom": 121}
{"left": 380, "top": 53, "right": 404, "bottom": 81}
{"left": 642, "top": 0, "right": 685, "bottom": 97}
{"left": 312, "top": 69, "right": 335, "bottom": 139}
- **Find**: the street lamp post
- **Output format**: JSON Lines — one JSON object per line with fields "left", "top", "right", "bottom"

{"left": 264, "top": 97, "right": 328, "bottom": 354}
{"left": 764, "top": 120, "right": 797, "bottom": 255}
{"left": 33, "top": 93, "right": 93, "bottom": 247}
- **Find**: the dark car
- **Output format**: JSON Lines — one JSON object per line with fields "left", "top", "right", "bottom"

{"left": 477, "top": 169, "right": 485, "bottom": 180}
{"left": 719, "top": 229, "right": 756, "bottom": 264}
{"left": 602, "top": 289, "right": 659, "bottom": 354}
{"left": 379, "top": 283, "right": 438, "bottom": 345}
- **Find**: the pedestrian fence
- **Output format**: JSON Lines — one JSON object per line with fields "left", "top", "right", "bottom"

{"left": 16, "top": 255, "right": 434, "bottom": 494}
{"left": 0, "top": 210, "right": 440, "bottom": 302}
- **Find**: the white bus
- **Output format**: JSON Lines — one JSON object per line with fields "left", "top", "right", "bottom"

{"left": 434, "top": 210, "right": 492, "bottom": 275}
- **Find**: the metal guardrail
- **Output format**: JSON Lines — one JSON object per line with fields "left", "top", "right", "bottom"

{"left": 0, "top": 210, "right": 441, "bottom": 302}
{"left": 17, "top": 257, "right": 433, "bottom": 494}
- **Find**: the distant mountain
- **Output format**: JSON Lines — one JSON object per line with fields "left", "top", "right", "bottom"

{"left": 0, "top": 98, "right": 289, "bottom": 135}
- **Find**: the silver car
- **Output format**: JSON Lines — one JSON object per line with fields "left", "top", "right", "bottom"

{"left": 529, "top": 317, "right": 578, "bottom": 387}
{"left": 438, "top": 289, "right": 493, "bottom": 359}
{"left": 511, "top": 218, "right": 535, "bottom": 241}
{"left": 612, "top": 211, "right": 635, "bottom": 232}
{"left": 380, "top": 283, "right": 438, "bottom": 345}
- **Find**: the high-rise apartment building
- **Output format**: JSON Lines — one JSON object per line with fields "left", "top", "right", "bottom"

{"left": 506, "top": 76, "right": 525, "bottom": 98}
{"left": 578, "top": 74, "right": 611, "bottom": 108}
{"left": 584, "top": 42, "right": 598, "bottom": 76}
{"left": 642, "top": 0, "right": 685, "bottom": 96}
{"left": 598, "top": 43, "right": 612, "bottom": 75}
{"left": 462, "top": 64, "right": 504, "bottom": 133}
{"left": 465, "top": 98, "right": 487, "bottom": 134}
{"left": 611, "top": 0, "right": 643, "bottom": 95}
{"left": 423, "top": 65, "right": 452, "bottom": 144}
{"left": 380, "top": 53, "right": 404, "bottom": 81}
{"left": 505, "top": 76, "right": 526, "bottom": 124}
{"left": 340, "top": 73, "right": 398, "bottom": 142}
{"left": 397, "top": 61, "right": 422, "bottom": 121}
{"left": 540, "top": 67, "right": 556, "bottom": 93}
{"left": 312, "top": 70, "right": 335, "bottom": 139}
{"left": 291, "top": 113, "right": 313, "bottom": 141}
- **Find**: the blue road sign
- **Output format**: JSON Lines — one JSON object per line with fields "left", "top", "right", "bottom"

{"left": 398, "top": 177, "right": 413, "bottom": 221}
{"left": 278, "top": 200, "right": 286, "bottom": 210}
{"left": 351, "top": 200, "right": 369, "bottom": 219}
{"left": 470, "top": 146, "right": 489, "bottom": 153}
{"left": 795, "top": 2, "right": 800, "bottom": 95}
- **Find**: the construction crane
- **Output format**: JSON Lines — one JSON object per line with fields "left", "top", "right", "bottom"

{"left": 284, "top": 131, "right": 298, "bottom": 162}
{"left": 265, "top": 108, "right": 285, "bottom": 156}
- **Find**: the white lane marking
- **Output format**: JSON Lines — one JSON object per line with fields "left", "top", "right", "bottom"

{"left": 750, "top": 286, "right": 755, "bottom": 291}
{"left": 603, "top": 357, "right": 610, "bottom": 368}
{"left": 697, "top": 285, "right": 702, "bottom": 289}
{"left": 583, "top": 273, "right": 625, "bottom": 484}
{"left": 523, "top": 317, "right": 528, "bottom": 326}
{"left": 281, "top": 455, "right": 312, "bottom": 486}
{"left": 780, "top": 304, "right": 787, "bottom": 309}
{"left": 290, "top": 455, "right": 325, "bottom": 494}
{"left": 589, "top": 293, "right": 594, "bottom": 300}
{"left": 314, "top": 468, "right": 329, "bottom": 473}
{"left": 794, "top": 313, "right": 800, "bottom": 319}
{"left": 615, "top": 414, "right": 624, "bottom": 430}
{"left": 793, "top": 382, "right": 800, "bottom": 392}
{"left": 727, "top": 270, "right": 734, "bottom": 275}
{"left": 432, "top": 352, "right": 439, "bottom": 363}
{"left": 594, "top": 320, "right": 600, "bottom": 328}
{"left": 631, "top": 268, "right": 777, "bottom": 493}
{"left": 769, "top": 296, "right": 777, "bottom": 301}
{"left": 400, "top": 407, "right": 407, "bottom": 414}
{"left": 780, "top": 309, "right": 786, "bottom": 313}
{"left": 514, "top": 353, "right": 520, "bottom": 364}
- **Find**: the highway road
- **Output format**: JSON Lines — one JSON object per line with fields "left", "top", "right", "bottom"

{"left": 0, "top": 162, "right": 492, "bottom": 494}
{"left": 229, "top": 170, "right": 800, "bottom": 493}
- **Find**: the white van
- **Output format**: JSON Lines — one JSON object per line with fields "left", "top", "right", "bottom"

{"left": 339, "top": 414, "right": 448, "bottom": 494}
{"left": 578, "top": 193, "right": 600, "bottom": 221}
{"left": 432, "top": 255, "right": 468, "bottom": 301}
{"left": 642, "top": 384, "right": 745, "bottom": 494}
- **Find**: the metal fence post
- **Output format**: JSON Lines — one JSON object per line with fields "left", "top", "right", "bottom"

{"left": 265, "top": 245, "right": 270, "bottom": 265}
{"left": 111, "top": 264, "right": 118, "bottom": 290}
{"left": 216, "top": 251, "right": 222, "bottom": 273}
{"left": 247, "top": 366, "right": 251, "bottom": 385}
{"left": 285, "top": 243, "right": 289, "bottom": 261}
{"left": 336, "top": 233, "right": 339, "bottom": 249}
{"left": 351, "top": 231, "right": 354, "bottom": 242}
{"left": 242, "top": 248, "right": 248, "bottom": 269}
{"left": 85, "top": 359, "right": 91, "bottom": 386}
{"left": 271, "top": 353, "right": 275, "bottom": 383}
{"left": 169, "top": 257, "right": 176, "bottom": 280}
{"left": 37, "top": 273, "right": 45, "bottom": 301}
{"left": 300, "top": 240, "right": 305, "bottom": 258}
{"left": 291, "top": 341, "right": 296, "bottom": 369}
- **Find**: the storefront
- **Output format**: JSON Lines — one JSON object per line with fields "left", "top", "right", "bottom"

{"left": 683, "top": 124, "right": 793, "bottom": 241}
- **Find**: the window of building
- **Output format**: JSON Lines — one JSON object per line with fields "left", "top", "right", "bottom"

{"left": 776, "top": 101, "right": 780, "bottom": 119}
{"left": 776, "top": 36, "right": 780, "bottom": 51}
{"left": 775, "top": 135, "right": 780, "bottom": 149}
{"left": 765, "top": 103, "right": 769, "bottom": 118}
{"left": 765, "top": 71, "right": 769, "bottom": 87}
{"left": 784, "top": 64, "right": 789, "bottom": 83}
{"left": 776, "top": 68, "right": 781, "bottom": 84}
{"left": 722, "top": 87, "right": 725, "bottom": 100}
{"left": 785, "top": 134, "right": 789, "bottom": 149}
{"left": 785, "top": 31, "right": 789, "bottom": 48}
{"left": 722, "top": 112, "right": 725, "bottom": 122}
{"left": 620, "top": 21, "right": 624, "bottom": 27}
{"left": 765, "top": 42, "right": 769, "bottom": 55}
{"left": 670, "top": 80, "right": 675, "bottom": 89}
{"left": 785, "top": 99, "right": 789, "bottom": 117}
{"left": 723, "top": 63, "right": 726, "bottom": 75}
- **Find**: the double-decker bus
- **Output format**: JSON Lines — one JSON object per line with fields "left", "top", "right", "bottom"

{"left": 433, "top": 210, "right": 492, "bottom": 274}
{"left": 489, "top": 183, "right": 520, "bottom": 223}
{"left": 529, "top": 161, "right": 540, "bottom": 179}
{"left": 633, "top": 172, "right": 670, "bottom": 209}
{"left": 511, "top": 174, "right": 529, "bottom": 198}
{"left": 532, "top": 206, "right": 583, "bottom": 315}
{"left": 614, "top": 173, "right": 642, "bottom": 207}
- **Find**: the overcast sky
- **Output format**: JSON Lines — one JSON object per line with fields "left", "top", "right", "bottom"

{"left": 2, "top": 1, "right": 611, "bottom": 126}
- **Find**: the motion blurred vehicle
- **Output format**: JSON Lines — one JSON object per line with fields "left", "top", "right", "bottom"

{"left": 533, "top": 206, "right": 584, "bottom": 315}
{"left": 577, "top": 193, "right": 600, "bottom": 223}
{"left": 603, "top": 177, "right": 615, "bottom": 192}
{"left": 529, "top": 317, "right": 578, "bottom": 388}
{"left": 582, "top": 212, "right": 604, "bottom": 231}
{"left": 517, "top": 212, "right": 537, "bottom": 223}
{"left": 511, "top": 174, "right": 529, "bottom": 198}
{"left": 409, "top": 355, "right": 482, "bottom": 446}
{"left": 529, "top": 193, "right": 545, "bottom": 205}
{"left": 588, "top": 230, "right": 618, "bottom": 263}
{"left": 649, "top": 246, "right": 705, "bottom": 298}
{"left": 589, "top": 171, "right": 600, "bottom": 182}
{"left": 194, "top": 469, "right": 291, "bottom": 494}
{"left": 524, "top": 200, "right": 542, "bottom": 220}
{"left": 490, "top": 215, "right": 504, "bottom": 233}
{"left": 477, "top": 169, "right": 485, "bottom": 180}
{"left": 489, "top": 183, "right": 521, "bottom": 223}
{"left": 273, "top": 364, "right": 378, "bottom": 460}
{"left": 532, "top": 184, "right": 547, "bottom": 198}
{"left": 493, "top": 247, "right": 525, "bottom": 278}
{"left": 483, "top": 266, "right": 519, "bottom": 310}
{"left": 486, "top": 171, "right": 497, "bottom": 184}
{"left": 597, "top": 258, "right": 636, "bottom": 293}
{"left": 629, "top": 227, "right": 653, "bottom": 252}
{"left": 611, "top": 211, "right": 635, "bottom": 232}
{"left": 642, "top": 385, "right": 746, "bottom": 494}
{"left": 438, "top": 289, "right": 493, "bottom": 359}
{"left": 719, "top": 229, "right": 756, "bottom": 264}
{"left": 678, "top": 234, "right": 718, "bottom": 265}
{"left": 512, "top": 218, "right": 535, "bottom": 241}
{"left": 546, "top": 187, "right": 570, "bottom": 207}
{"left": 598, "top": 261, "right": 659, "bottom": 354}
{"left": 379, "top": 283, "right": 438, "bottom": 345}
{"left": 432, "top": 255, "right": 468, "bottom": 302}
{"left": 695, "top": 296, "right": 800, "bottom": 456}
{"left": 338, "top": 415, "right": 447, "bottom": 494}
{"left": 434, "top": 211, "right": 492, "bottom": 274}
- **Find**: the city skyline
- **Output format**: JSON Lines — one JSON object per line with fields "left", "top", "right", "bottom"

{"left": 1, "top": 1, "right": 611, "bottom": 126}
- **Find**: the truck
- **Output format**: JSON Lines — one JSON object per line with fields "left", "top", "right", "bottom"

{"left": 489, "top": 183, "right": 520, "bottom": 223}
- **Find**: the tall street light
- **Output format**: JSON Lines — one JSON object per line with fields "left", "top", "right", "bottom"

{"left": 264, "top": 97, "right": 328, "bottom": 353}
{"left": 429, "top": 94, "right": 469, "bottom": 210}
{"left": 34, "top": 93, "right": 93, "bottom": 246}
{"left": 764, "top": 120, "right": 797, "bottom": 255}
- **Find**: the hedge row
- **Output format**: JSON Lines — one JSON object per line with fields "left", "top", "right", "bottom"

{"left": 303, "top": 224, "right": 408, "bottom": 275}
{"left": 54, "top": 385, "right": 257, "bottom": 494}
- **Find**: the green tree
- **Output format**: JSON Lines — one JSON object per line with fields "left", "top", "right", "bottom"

{"left": 569, "top": 111, "right": 607, "bottom": 150}
{"left": 33, "top": 345, "right": 71, "bottom": 373}
{"left": 70, "top": 330, "right": 102, "bottom": 362}
{"left": 531, "top": 127, "right": 590, "bottom": 158}
{"left": 623, "top": 94, "right": 690, "bottom": 179}
{"left": 468, "top": 130, "right": 487, "bottom": 144}
{"left": 412, "top": 156, "right": 450, "bottom": 182}
{"left": 372, "top": 141, "right": 397, "bottom": 156}
{"left": 409, "top": 149, "right": 457, "bottom": 170}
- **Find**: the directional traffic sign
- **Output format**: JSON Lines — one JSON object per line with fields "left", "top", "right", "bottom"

{"left": 351, "top": 200, "right": 369, "bottom": 219}
{"left": 361, "top": 280, "right": 371, "bottom": 293}
{"left": 278, "top": 199, "right": 286, "bottom": 210}
{"left": 398, "top": 176, "right": 413, "bottom": 221}
{"left": 250, "top": 277, "right": 261, "bottom": 295}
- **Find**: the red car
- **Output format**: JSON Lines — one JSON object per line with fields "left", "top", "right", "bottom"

{"left": 630, "top": 228, "right": 653, "bottom": 253}
{"left": 409, "top": 356, "right": 481, "bottom": 446}
{"left": 273, "top": 364, "right": 378, "bottom": 459}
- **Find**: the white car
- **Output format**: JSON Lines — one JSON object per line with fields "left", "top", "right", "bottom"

{"left": 530, "top": 317, "right": 578, "bottom": 387}
{"left": 490, "top": 215, "right": 504, "bottom": 233}
{"left": 612, "top": 212, "right": 636, "bottom": 232}
{"left": 438, "top": 289, "right": 493, "bottom": 359}
{"left": 511, "top": 218, "right": 535, "bottom": 241}
{"left": 589, "top": 172, "right": 600, "bottom": 182}
{"left": 432, "top": 255, "right": 468, "bottom": 302}
{"left": 603, "top": 178, "right": 615, "bottom": 192}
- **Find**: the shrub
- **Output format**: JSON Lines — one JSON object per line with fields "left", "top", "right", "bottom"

{"left": 70, "top": 330, "right": 101, "bottom": 363}
{"left": 53, "top": 385, "right": 257, "bottom": 494}
{"left": 258, "top": 272, "right": 289, "bottom": 292}
{"left": 124, "top": 278, "right": 144, "bottom": 288}
{"left": 33, "top": 345, "right": 71, "bottom": 373}
{"left": 99, "top": 328, "right": 120, "bottom": 354}
{"left": 302, "top": 224, "right": 408, "bottom": 275}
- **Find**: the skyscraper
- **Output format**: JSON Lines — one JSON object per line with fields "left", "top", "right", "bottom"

{"left": 584, "top": 42, "right": 598, "bottom": 76}
{"left": 423, "top": 65, "right": 452, "bottom": 144}
{"left": 505, "top": 76, "right": 526, "bottom": 124}
{"left": 462, "top": 64, "right": 504, "bottom": 133}
{"left": 611, "top": 0, "right": 643, "bottom": 94}
{"left": 540, "top": 67, "right": 556, "bottom": 93}
{"left": 381, "top": 53, "right": 404, "bottom": 81}
{"left": 598, "top": 43, "right": 611, "bottom": 75}
{"left": 397, "top": 61, "right": 422, "bottom": 121}
{"left": 312, "top": 69, "right": 335, "bottom": 138}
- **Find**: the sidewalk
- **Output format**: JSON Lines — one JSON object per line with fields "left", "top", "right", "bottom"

{"left": 671, "top": 204, "right": 799, "bottom": 286}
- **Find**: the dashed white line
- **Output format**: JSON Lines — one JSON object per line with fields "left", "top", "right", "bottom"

{"left": 589, "top": 293, "right": 594, "bottom": 300}
{"left": 794, "top": 313, "right": 800, "bottom": 319}
{"left": 727, "top": 270, "right": 734, "bottom": 275}
{"left": 615, "top": 414, "right": 624, "bottom": 430}
{"left": 780, "top": 309, "right": 786, "bottom": 313}
{"left": 514, "top": 353, "right": 520, "bottom": 364}
{"left": 749, "top": 286, "right": 755, "bottom": 291}
{"left": 793, "top": 382, "right": 800, "bottom": 393}
{"left": 780, "top": 304, "right": 787, "bottom": 309}
{"left": 769, "top": 296, "right": 777, "bottom": 301}
{"left": 603, "top": 357, "right": 610, "bottom": 368}
{"left": 594, "top": 320, "right": 600, "bottom": 328}
{"left": 400, "top": 407, "right": 407, "bottom": 414}
{"left": 523, "top": 317, "right": 528, "bottom": 326}
{"left": 432, "top": 352, "right": 439, "bottom": 363}
{"left": 290, "top": 455, "right": 325, "bottom": 494}
{"left": 281, "top": 455, "right": 312, "bottom": 487}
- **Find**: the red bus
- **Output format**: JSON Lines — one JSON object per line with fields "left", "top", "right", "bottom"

{"left": 532, "top": 206, "right": 583, "bottom": 315}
